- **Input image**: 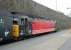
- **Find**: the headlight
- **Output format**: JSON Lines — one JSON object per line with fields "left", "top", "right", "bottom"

{"left": 0, "top": 38, "right": 3, "bottom": 41}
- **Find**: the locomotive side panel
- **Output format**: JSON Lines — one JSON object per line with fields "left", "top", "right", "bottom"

{"left": 32, "top": 19, "right": 56, "bottom": 35}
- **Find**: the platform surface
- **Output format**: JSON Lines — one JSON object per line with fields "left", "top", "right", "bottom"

{"left": 0, "top": 30, "right": 71, "bottom": 50}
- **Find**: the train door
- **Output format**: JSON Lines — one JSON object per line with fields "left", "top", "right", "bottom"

{"left": 19, "top": 16, "right": 32, "bottom": 38}
{"left": 24, "top": 18, "right": 29, "bottom": 36}
{"left": 28, "top": 18, "right": 32, "bottom": 35}
{"left": 20, "top": 17, "right": 30, "bottom": 37}
{"left": 19, "top": 18, "right": 25, "bottom": 39}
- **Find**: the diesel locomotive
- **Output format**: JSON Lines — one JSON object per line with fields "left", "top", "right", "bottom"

{"left": 0, "top": 15, "right": 57, "bottom": 43}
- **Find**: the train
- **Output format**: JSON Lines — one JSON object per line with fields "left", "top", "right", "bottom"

{"left": 0, "top": 15, "right": 57, "bottom": 43}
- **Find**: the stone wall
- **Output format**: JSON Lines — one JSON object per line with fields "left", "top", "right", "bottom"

{"left": 0, "top": 0, "right": 32, "bottom": 14}
{"left": 0, "top": 0, "right": 71, "bottom": 30}
{"left": 32, "top": 2, "right": 71, "bottom": 30}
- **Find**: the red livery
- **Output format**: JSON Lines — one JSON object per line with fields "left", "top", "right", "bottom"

{"left": 32, "top": 19, "right": 56, "bottom": 35}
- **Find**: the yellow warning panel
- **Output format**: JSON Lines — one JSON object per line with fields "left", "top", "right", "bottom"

{"left": 12, "top": 25, "right": 19, "bottom": 38}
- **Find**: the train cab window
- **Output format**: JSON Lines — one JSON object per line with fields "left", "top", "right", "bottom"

{"left": 13, "top": 20, "right": 18, "bottom": 25}
{"left": 13, "top": 18, "right": 19, "bottom": 25}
